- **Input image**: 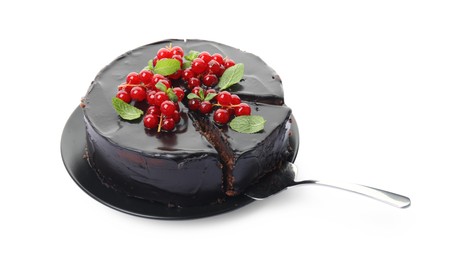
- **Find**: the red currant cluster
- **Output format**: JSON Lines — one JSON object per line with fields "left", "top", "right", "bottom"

{"left": 143, "top": 100, "right": 181, "bottom": 132}
{"left": 151, "top": 46, "right": 185, "bottom": 80}
{"left": 182, "top": 52, "right": 236, "bottom": 88}
{"left": 116, "top": 71, "right": 176, "bottom": 102}
{"left": 115, "top": 71, "right": 184, "bottom": 132}
{"left": 113, "top": 44, "right": 251, "bottom": 132}
{"left": 213, "top": 91, "right": 251, "bottom": 124}
{"left": 143, "top": 85, "right": 185, "bottom": 131}
{"left": 187, "top": 89, "right": 251, "bottom": 124}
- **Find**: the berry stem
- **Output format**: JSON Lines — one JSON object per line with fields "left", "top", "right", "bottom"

{"left": 157, "top": 113, "right": 163, "bottom": 133}
{"left": 213, "top": 103, "right": 242, "bottom": 108}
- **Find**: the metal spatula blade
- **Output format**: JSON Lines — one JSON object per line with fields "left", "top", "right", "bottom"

{"left": 244, "top": 162, "right": 411, "bottom": 208}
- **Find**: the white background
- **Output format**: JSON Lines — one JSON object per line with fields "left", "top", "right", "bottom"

{"left": 1, "top": 0, "right": 453, "bottom": 259}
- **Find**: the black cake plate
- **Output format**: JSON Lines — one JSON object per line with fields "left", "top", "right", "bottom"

{"left": 61, "top": 107, "right": 299, "bottom": 220}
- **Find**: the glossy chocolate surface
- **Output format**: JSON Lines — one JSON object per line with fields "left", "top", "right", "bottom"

{"left": 83, "top": 39, "right": 292, "bottom": 206}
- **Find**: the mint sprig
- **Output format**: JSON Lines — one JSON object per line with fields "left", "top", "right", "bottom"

{"left": 112, "top": 97, "right": 144, "bottom": 120}
{"left": 219, "top": 63, "right": 244, "bottom": 90}
{"left": 166, "top": 88, "right": 178, "bottom": 103}
{"left": 155, "top": 82, "right": 178, "bottom": 102}
{"left": 229, "top": 115, "right": 266, "bottom": 134}
{"left": 187, "top": 93, "right": 200, "bottom": 100}
{"left": 187, "top": 91, "right": 217, "bottom": 102}
{"left": 153, "top": 59, "right": 180, "bottom": 76}
{"left": 184, "top": 50, "right": 200, "bottom": 61}
{"left": 204, "top": 92, "right": 217, "bottom": 101}
{"left": 182, "top": 61, "right": 192, "bottom": 69}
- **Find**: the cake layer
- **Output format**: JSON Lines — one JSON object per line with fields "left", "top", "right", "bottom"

{"left": 85, "top": 108, "right": 224, "bottom": 206}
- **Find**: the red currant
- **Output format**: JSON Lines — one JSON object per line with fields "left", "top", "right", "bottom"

{"left": 143, "top": 114, "right": 159, "bottom": 129}
{"left": 146, "top": 90, "right": 157, "bottom": 105}
{"left": 188, "top": 77, "right": 201, "bottom": 89}
{"left": 198, "top": 51, "right": 212, "bottom": 63}
{"left": 208, "top": 60, "right": 221, "bottom": 75}
{"left": 157, "top": 48, "right": 172, "bottom": 59}
{"left": 116, "top": 90, "right": 131, "bottom": 103}
{"left": 123, "top": 84, "right": 133, "bottom": 93}
{"left": 211, "top": 53, "right": 224, "bottom": 66}
{"left": 152, "top": 74, "right": 166, "bottom": 87}
{"left": 168, "top": 69, "right": 182, "bottom": 80}
{"left": 130, "top": 87, "right": 146, "bottom": 101}
{"left": 216, "top": 65, "right": 226, "bottom": 77}
{"left": 173, "top": 87, "right": 185, "bottom": 102}
{"left": 171, "top": 46, "right": 184, "bottom": 57}
{"left": 182, "top": 69, "right": 194, "bottom": 81}
{"left": 235, "top": 103, "right": 251, "bottom": 116}
{"left": 224, "top": 58, "right": 236, "bottom": 69}
{"left": 139, "top": 70, "right": 153, "bottom": 85}
{"left": 217, "top": 91, "right": 232, "bottom": 106}
{"left": 154, "top": 91, "right": 169, "bottom": 106}
{"left": 230, "top": 94, "right": 241, "bottom": 105}
{"left": 172, "top": 55, "right": 183, "bottom": 67}
{"left": 199, "top": 101, "right": 213, "bottom": 114}
{"left": 206, "top": 88, "right": 216, "bottom": 94}
{"left": 146, "top": 105, "right": 160, "bottom": 115}
{"left": 158, "top": 79, "right": 171, "bottom": 89}
{"left": 213, "top": 108, "right": 230, "bottom": 124}
{"left": 160, "top": 100, "right": 176, "bottom": 116}
{"left": 161, "top": 118, "right": 175, "bottom": 131}
{"left": 126, "top": 72, "right": 141, "bottom": 85}
{"left": 202, "top": 74, "right": 218, "bottom": 87}
{"left": 228, "top": 107, "right": 235, "bottom": 117}
{"left": 172, "top": 110, "right": 181, "bottom": 123}
{"left": 192, "top": 86, "right": 205, "bottom": 96}
{"left": 191, "top": 58, "right": 208, "bottom": 74}
{"left": 153, "top": 56, "right": 158, "bottom": 67}
{"left": 188, "top": 99, "right": 201, "bottom": 111}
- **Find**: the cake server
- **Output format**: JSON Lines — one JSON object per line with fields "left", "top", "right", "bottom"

{"left": 244, "top": 162, "right": 411, "bottom": 208}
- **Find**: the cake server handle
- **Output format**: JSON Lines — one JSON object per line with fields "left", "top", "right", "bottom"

{"left": 245, "top": 162, "right": 411, "bottom": 208}
{"left": 291, "top": 179, "right": 411, "bottom": 208}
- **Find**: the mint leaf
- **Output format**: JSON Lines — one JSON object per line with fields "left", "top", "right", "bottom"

{"left": 184, "top": 50, "right": 200, "bottom": 61}
{"left": 187, "top": 93, "right": 201, "bottom": 100}
{"left": 153, "top": 59, "right": 180, "bottom": 76}
{"left": 166, "top": 88, "right": 178, "bottom": 103}
{"left": 219, "top": 63, "right": 244, "bottom": 90}
{"left": 204, "top": 93, "right": 217, "bottom": 101}
{"left": 148, "top": 59, "right": 154, "bottom": 71}
{"left": 229, "top": 115, "right": 266, "bottom": 134}
{"left": 155, "top": 81, "right": 167, "bottom": 92}
{"left": 182, "top": 61, "right": 192, "bottom": 69}
{"left": 112, "top": 97, "right": 143, "bottom": 120}
{"left": 198, "top": 89, "right": 205, "bottom": 100}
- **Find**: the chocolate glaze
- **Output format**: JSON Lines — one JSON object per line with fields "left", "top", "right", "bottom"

{"left": 83, "top": 39, "right": 292, "bottom": 207}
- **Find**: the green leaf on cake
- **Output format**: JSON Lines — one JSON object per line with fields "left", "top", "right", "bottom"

{"left": 182, "top": 61, "right": 192, "bottom": 69}
{"left": 155, "top": 81, "right": 167, "bottom": 92}
{"left": 148, "top": 59, "right": 154, "bottom": 71}
{"left": 204, "top": 93, "right": 217, "bottom": 101}
{"left": 112, "top": 97, "right": 144, "bottom": 120}
{"left": 187, "top": 93, "right": 201, "bottom": 100}
{"left": 166, "top": 88, "right": 178, "bottom": 103}
{"left": 229, "top": 115, "right": 266, "bottom": 134}
{"left": 153, "top": 58, "right": 180, "bottom": 76}
{"left": 219, "top": 63, "right": 244, "bottom": 90}
{"left": 184, "top": 50, "right": 200, "bottom": 61}
{"left": 198, "top": 89, "right": 205, "bottom": 100}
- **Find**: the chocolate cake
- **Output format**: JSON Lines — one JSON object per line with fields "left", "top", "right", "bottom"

{"left": 82, "top": 39, "right": 294, "bottom": 207}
